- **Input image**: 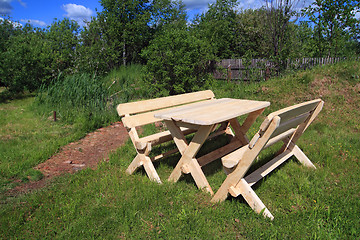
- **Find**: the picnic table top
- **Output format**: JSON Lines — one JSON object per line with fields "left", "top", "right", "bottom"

{"left": 154, "top": 98, "right": 270, "bottom": 125}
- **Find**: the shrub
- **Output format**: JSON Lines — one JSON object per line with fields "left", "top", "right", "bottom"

{"left": 141, "top": 26, "right": 215, "bottom": 96}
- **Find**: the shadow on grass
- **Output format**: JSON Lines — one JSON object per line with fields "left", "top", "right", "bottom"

{"left": 0, "top": 89, "right": 35, "bottom": 103}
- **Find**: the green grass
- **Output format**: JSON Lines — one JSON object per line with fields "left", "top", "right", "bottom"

{"left": 0, "top": 97, "right": 87, "bottom": 194}
{"left": 1, "top": 61, "right": 360, "bottom": 239}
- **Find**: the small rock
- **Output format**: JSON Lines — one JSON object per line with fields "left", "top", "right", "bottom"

{"left": 63, "top": 160, "right": 72, "bottom": 164}
{"left": 72, "top": 164, "right": 85, "bottom": 168}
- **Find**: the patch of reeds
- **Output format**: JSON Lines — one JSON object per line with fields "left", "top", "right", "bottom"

{"left": 34, "top": 65, "right": 147, "bottom": 132}
{"left": 103, "top": 64, "right": 148, "bottom": 102}
{"left": 35, "top": 73, "right": 115, "bottom": 131}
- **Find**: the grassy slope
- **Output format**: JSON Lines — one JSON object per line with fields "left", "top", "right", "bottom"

{"left": 1, "top": 61, "right": 360, "bottom": 239}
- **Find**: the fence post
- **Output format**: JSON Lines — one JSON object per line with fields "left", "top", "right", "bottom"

{"left": 227, "top": 64, "right": 231, "bottom": 83}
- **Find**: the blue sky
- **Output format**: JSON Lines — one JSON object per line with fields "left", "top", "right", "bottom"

{"left": 0, "top": 0, "right": 333, "bottom": 28}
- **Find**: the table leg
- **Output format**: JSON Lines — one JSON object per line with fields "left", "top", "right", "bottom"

{"left": 164, "top": 120, "right": 188, "bottom": 155}
{"left": 229, "top": 108, "right": 266, "bottom": 145}
{"left": 168, "top": 124, "right": 214, "bottom": 194}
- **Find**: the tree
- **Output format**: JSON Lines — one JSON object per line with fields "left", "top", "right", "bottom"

{"left": 99, "top": 0, "right": 152, "bottom": 66}
{"left": 263, "top": 0, "right": 301, "bottom": 71}
{"left": 46, "top": 18, "right": 80, "bottom": 75}
{"left": 302, "top": 0, "right": 360, "bottom": 57}
{"left": 0, "top": 17, "right": 22, "bottom": 87}
{"left": 192, "top": 0, "right": 238, "bottom": 59}
{"left": 0, "top": 24, "right": 53, "bottom": 92}
{"left": 149, "top": 0, "right": 187, "bottom": 34}
{"left": 77, "top": 17, "right": 112, "bottom": 75}
{"left": 235, "top": 9, "right": 270, "bottom": 58}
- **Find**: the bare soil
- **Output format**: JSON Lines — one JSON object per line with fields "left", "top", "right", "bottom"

{"left": 7, "top": 122, "right": 128, "bottom": 195}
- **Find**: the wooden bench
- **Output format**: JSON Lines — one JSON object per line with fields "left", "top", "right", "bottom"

{"left": 211, "top": 99, "right": 324, "bottom": 219}
{"left": 117, "top": 90, "right": 231, "bottom": 183}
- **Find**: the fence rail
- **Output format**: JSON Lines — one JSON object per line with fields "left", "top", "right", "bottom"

{"left": 214, "top": 57, "right": 360, "bottom": 81}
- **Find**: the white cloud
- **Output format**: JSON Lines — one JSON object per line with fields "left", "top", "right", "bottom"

{"left": 0, "top": 0, "right": 13, "bottom": 15}
{"left": 355, "top": 9, "right": 360, "bottom": 20}
{"left": 238, "top": 0, "right": 264, "bottom": 10}
{"left": 21, "top": 18, "right": 46, "bottom": 27}
{"left": 0, "top": 0, "right": 26, "bottom": 15}
{"left": 62, "top": 3, "right": 93, "bottom": 24}
{"left": 0, "top": 16, "right": 22, "bottom": 27}
{"left": 182, "top": 0, "right": 215, "bottom": 10}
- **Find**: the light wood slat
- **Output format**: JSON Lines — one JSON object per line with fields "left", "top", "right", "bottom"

{"left": 211, "top": 116, "right": 281, "bottom": 203}
{"left": 164, "top": 120, "right": 189, "bottom": 155}
{"left": 170, "top": 100, "right": 268, "bottom": 125}
{"left": 271, "top": 112, "right": 310, "bottom": 137}
{"left": 229, "top": 118, "right": 249, "bottom": 145}
{"left": 291, "top": 143, "right": 316, "bottom": 169}
{"left": 234, "top": 180, "right": 274, "bottom": 220}
{"left": 221, "top": 144, "right": 248, "bottom": 168}
{"left": 197, "top": 140, "right": 242, "bottom": 167}
{"left": 168, "top": 125, "right": 214, "bottom": 183}
{"left": 264, "top": 128, "right": 296, "bottom": 149}
{"left": 117, "top": 90, "right": 215, "bottom": 116}
{"left": 136, "top": 127, "right": 195, "bottom": 149}
{"left": 221, "top": 129, "right": 297, "bottom": 169}
{"left": 244, "top": 150, "right": 293, "bottom": 187}
{"left": 154, "top": 98, "right": 231, "bottom": 121}
{"left": 122, "top": 100, "right": 213, "bottom": 128}
{"left": 151, "top": 148, "right": 179, "bottom": 162}
{"left": 156, "top": 99, "right": 270, "bottom": 125}
{"left": 260, "top": 99, "right": 321, "bottom": 131}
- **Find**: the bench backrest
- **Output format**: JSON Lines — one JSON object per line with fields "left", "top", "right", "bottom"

{"left": 117, "top": 90, "right": 215, "bottom": 129}
{"left": 249, "top": 99, "right": 324, "bottom": 149}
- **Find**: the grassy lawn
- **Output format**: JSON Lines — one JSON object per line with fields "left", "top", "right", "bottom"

{"left": 0, "top": 97, "right": 86, "bottom": 194}
{"left": 1, "top": 61, "right": 360, "bottom": 238}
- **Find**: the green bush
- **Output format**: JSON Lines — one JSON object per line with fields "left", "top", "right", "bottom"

{"left": 141, "top": 26, "right": 215, "bottom": 96}
{"left": 0, "top": 24, "right": 52, "bottom": 93}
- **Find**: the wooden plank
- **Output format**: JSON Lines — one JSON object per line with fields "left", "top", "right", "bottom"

{"left": 168, "top": 125, "right": 214, "bottom": 183}
{"left": 136, "top": 127, "right": 195, "bottom": 149}
{"left": 244, "top": 150, "right": 293, "bottom": 187}
{"left": 260, "top": 99, "right": 321, "bottom": 131}
{"left": 229, "top": 118, "right": 249, "bottom": 145}
{"left": 197, "top": 140, "right": 242, "bottom": 167}
{"left": 271, "top": 112, "right": 310, "bottom": 138}
{"left": 122, "top": 99, "right": 214, "bottom": 128}
{"left": 151, "top": 148, "right": 179, "bottom": 162}
{"left": 221, "top": 145, "right": 248, "bottom": 168}
{"left": 189, "top": 158, "right": 214, "bottom": 195}
{"left": 264, "top": 128, "right": 296, "bottom": 149}
{"left": 142, "top": 155, "right": 162, "bottom": 183}
{"left": 235, "top": 179, "right": 274, "bottom": 220}
{"left": 164, "top": 120, "right": 189, "bottom": 155}
{"left": 211, "top": 116, "right": 280, "bottom": 203}
{"left": 155, "top": 98, "right": 232, "bottom": 121}
{"left": 291, "top": 143, "right": 316, "bottom": 169}
{"left": 157, "top": 99, "right": 270, "bottom": 126}
{"left": 281, "top": 100, "right": 324, "bottom": 152}
{"left": 117, "top": 90, "right": 215, "bottom": 116}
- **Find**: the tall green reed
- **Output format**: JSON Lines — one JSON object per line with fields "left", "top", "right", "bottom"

{"left": 103, "top": 64, "right": 148, "bottom": 102}
{"left": 35, "top": 73, "right": 115, "bottom": 131}
{"left": 34, "top": 65, "right": 147, "bottom": 132}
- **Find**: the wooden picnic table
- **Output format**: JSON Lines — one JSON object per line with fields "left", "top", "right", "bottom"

{"left": 154, "top": 98, "right": 270, "bottom": 194}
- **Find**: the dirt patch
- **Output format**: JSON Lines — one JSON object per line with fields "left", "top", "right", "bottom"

{"left": 310, "top": 76, "right": 333, "bottom": 97}
{"left": 7, "top": 122, "right": 129, "bottom": 195}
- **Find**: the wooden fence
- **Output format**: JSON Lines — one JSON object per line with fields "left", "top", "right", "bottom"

{"left": 214, "top": 57, "right": 360, "bottom": 81}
